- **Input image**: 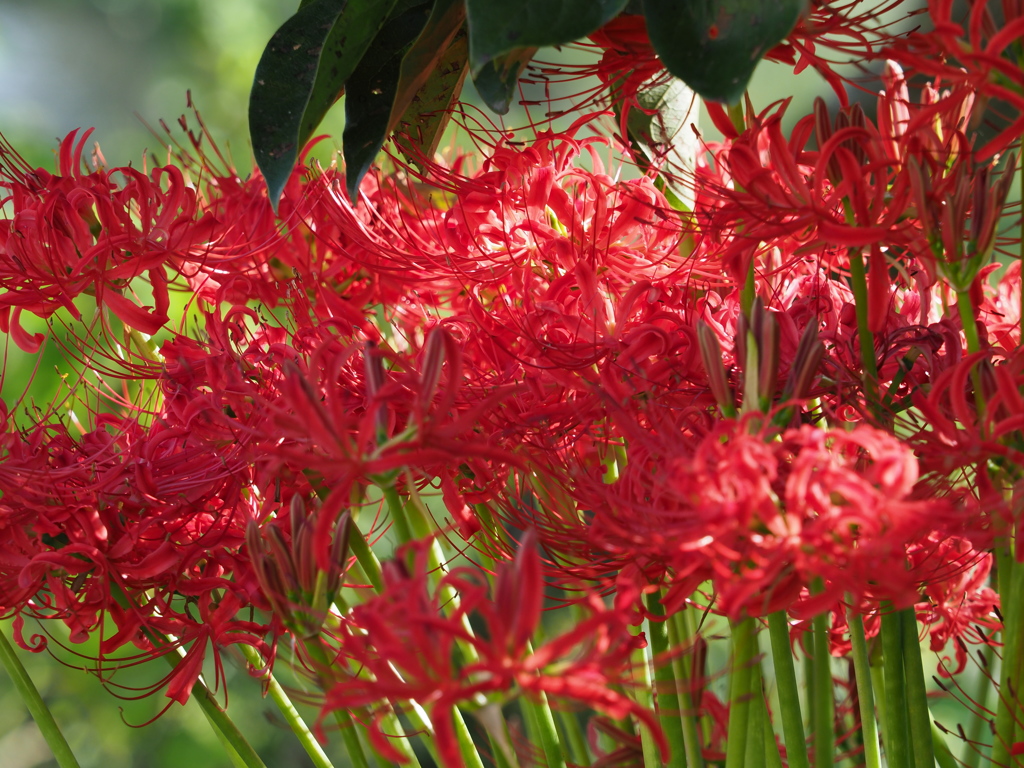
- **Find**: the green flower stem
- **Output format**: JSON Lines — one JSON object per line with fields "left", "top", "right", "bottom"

{"left": 451, "top": 705, "right": 488, "bottom": 768}
{"left": 394, "top": 698, "right": 442, "bottom": 767}
{"left": 184, "top": 666, "right": 269, "bottom": 768}
{"left": 846, "top": 247, "right": 879, "bottom": 403}
{"left": 382, "top": 483, "right": 416, "bottom": 551}
{"left": 992, "top": 548, "right": 1024, "bottom": 768}
{"left": 327, "top": 589, "right": 439, "bottom": 766}
{"left": 681, "top": 607, "right": 713, "bottom": 746}
{"left": 725, "top": 615, "right": 758, "bottom": 768}
{"left": 238, "top": 644, "right": 335, "bottom": 768}
{"left": 880, "top": 606, "right": 909, "bottom": 768}
{"left": 630, "top": 632, "right": 663, "bottom": 768}
{"left": 900, "top": 608, "right": 934, "bottom": 768}
{"left": 763, "top": 690, "right": 784, "bottom": 768}
{"left": 809, "top": 610, "right": 834, "bottom": 768}
{"left": 384, "top": 483, "right": 497, "bottom": 765}
{"left": 556, "top": 708, "right": 590, "bottom": 767}
{"left": 744, "top": 660, "right": 770, "bottom": 768}
{"left": 346, "top": 516, "right": 384, "bottom": 592}
{"left": 954, "top": 288, "right": 988, "bottom": 417}
{"left": 668, "top": 610, "right": 706, "bottom": 768}
{"left": 745, "top": 693, "right": 767, "bottom": 768}
{"left": 381, "top": 482, "right": 503, "bottom": 768}
{"left": 645, "top": 592, "right": 689, "bottom": 767}
{"left": 962, "top": 637, "right": 994, "bottom": 768}
{"left": 304, "top": 639, "right": 375, "bottom": 768}
{"left": 520, "top": 691, "right": 568, "bottom": 768}
{"left": 956, "top": 289, "right": 983, "bottom": 355}
{"left": 931, "top": 721, "right": 958, "bottom": 768}
{"left": 869, "top": 648, "right": 892, "bottom": 761}
{"left": 475, "top": 703, "right": 519, "bottom": 768}
{"left": 400, "top": 482, "right": 482, "bottom": 665}
{"left": 767, "top": 611, "right": 810, "bottom": 768}
{"left": 0, "top": 626, "right": 81, "bottom": 768}
{"left": 847, "top": 607, "right": 882, "bottom": 768}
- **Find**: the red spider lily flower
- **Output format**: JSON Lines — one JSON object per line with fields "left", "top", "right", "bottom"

{"left": 906, "top": 145, "right": 1017, "bottom": 295}
{"left": 780, "top": 0, "right": 927, "bottom": 103}
{"left": 911, "top": 537, "right": 999, "bottom": 676}
{"left": 246, "top": 497, "right": 351, "bottom": 639}
{"left": 702, "top": 98, "right": 916, "bottom": 296}
{"left": 319, "top": 534, "right": 667, "bottom": 767}
{"left": 0, "top": 130, "right": 219, "bottom": 348}
{"left": 979, "top": 260, "right": 1022, "bottom": 351}
{"left": 910, "top": 347, "right": 1024, "bottom": 529}
{"left": 886, "top": 0, "right": 1024, "bottom": 160}
{"left": 526, "top": 411, "right": 965, "bottom": 619}
{"left": 0, "top": 406, "right": 271, "bottom": 703}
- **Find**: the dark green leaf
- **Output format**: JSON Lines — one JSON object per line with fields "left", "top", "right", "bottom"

{"left": 469, "top": 47, "right": 536, "bottom": 115}
{"left": 250, "top": 0, "right": 400, "bottom": 209}
{"left": 343, "top": 1, "right": 433, "bottom": 200}
{"left": 625, "top": 78, "right": 696, "bottom": 162}
{"left": 641, "top": 0, "right": 805, "bottom": 104}
{"left": 392, "top": 29, "right": 469, "bottom": 169}
{"left": 387, "top": 0, "right": 466, "bottom": 135}
{"left": 620, "top": 76, "right": 699, "bottom": 208}
{"left": 466, "top": 0, "right": 627, "bottom": 73}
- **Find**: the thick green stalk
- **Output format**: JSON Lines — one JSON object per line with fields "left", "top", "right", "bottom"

{"left": 346, "top": 517, "right": 384, "bottom": 592}
{"left": 668, "top": 610, "right": 706, "bottom": 768}
{"left": 450, "top": 704, "right": 488, "bottom": 768}
{"left": 190, "top": 684, "right": 268, "bottom": 768}
{"left": 401, "top": 482, "right": 482, "bottom": 665}
{"left": 741, "top": 259, "right": 757, "bottom": 319}
{"left": 0, "top": 627, "right": 82, "bottom": 768}
{"left": 476, "top": 703, "right": 519, "bottom": 768}
{"left": 239, "top": 644, "right": 335, "bottom": 768}
{"left": 956, "top": 290, "right": 983, "bottom": 355}
{"left": 962, "top": 637, "right": 994, "bottom": 767}
{"left": 763, "top": 691, "right": 785, "bottom": 768}
{"left": 880, "top": 607, "right": 909, "bottom": 768}
{"left": 556, "top": 709, "right": 590, "bottom": 767}
{"left": 847, "top": 607, "right": 881, "bottom": 768}
{"left": 869, "top": 649, "right": 892, "bottom": 763}
{"left": 744, "top": 661, "right": 769, "bottom": 768}
{"left": 304, "top": 640, "right": 375, "bottom": 768}
{"left": 992, "top": 549, "right": 1024, "bottom": 768}
{"left": 630, "top": 633, "right": 663, "bottom": 768}
{"left": 932, "top": 722, "right": 958, "bottom": 768}
{"left": 809, "top": 611, "right": 834, "bottom": 768}
{"left": 514, "top": 636, "right": 566, "bottom": 768}
{"left": 645, "top": 592, "right": 689, "bottom": 767}
{"left": 725, "top": 615, "right": 758, "bottom": 768}
{"left": 356, "top": 484, "right": 490, "bottom": 767}
{"left": 382, "top": 483, "right": 416, "bottom": 553}
{"left": 745, "top": 684, "right": 767, "bottom": 768}
{"left": 767, "top": 611, "right": 810, "bottom": 768}
{"left": 521, "top": 692, "right": 568, "bottom": 768}
{"left": 846, "top": 247, "right": 879, "bottom": 400}
{"left": 900, "top": 609, "right": 934, "bottom": 768}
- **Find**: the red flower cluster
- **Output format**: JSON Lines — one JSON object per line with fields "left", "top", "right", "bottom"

{"left": 0, "top": 0, "right": 1018, "bottom": 761}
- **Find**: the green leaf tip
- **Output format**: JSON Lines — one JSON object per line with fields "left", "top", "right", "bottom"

{"left": 642, "top": 0, "right": 806, "bottom": 105}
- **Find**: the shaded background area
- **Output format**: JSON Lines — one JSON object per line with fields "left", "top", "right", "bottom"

{"left": 0, "top": 0, "right": 842, "bottom": 170}
{"left": 0, "top": 0, "right": 294, "bottom": 168}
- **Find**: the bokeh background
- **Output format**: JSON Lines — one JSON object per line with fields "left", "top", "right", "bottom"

{"left": 0, "top": 1, "right": 979, "bottom": 767}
